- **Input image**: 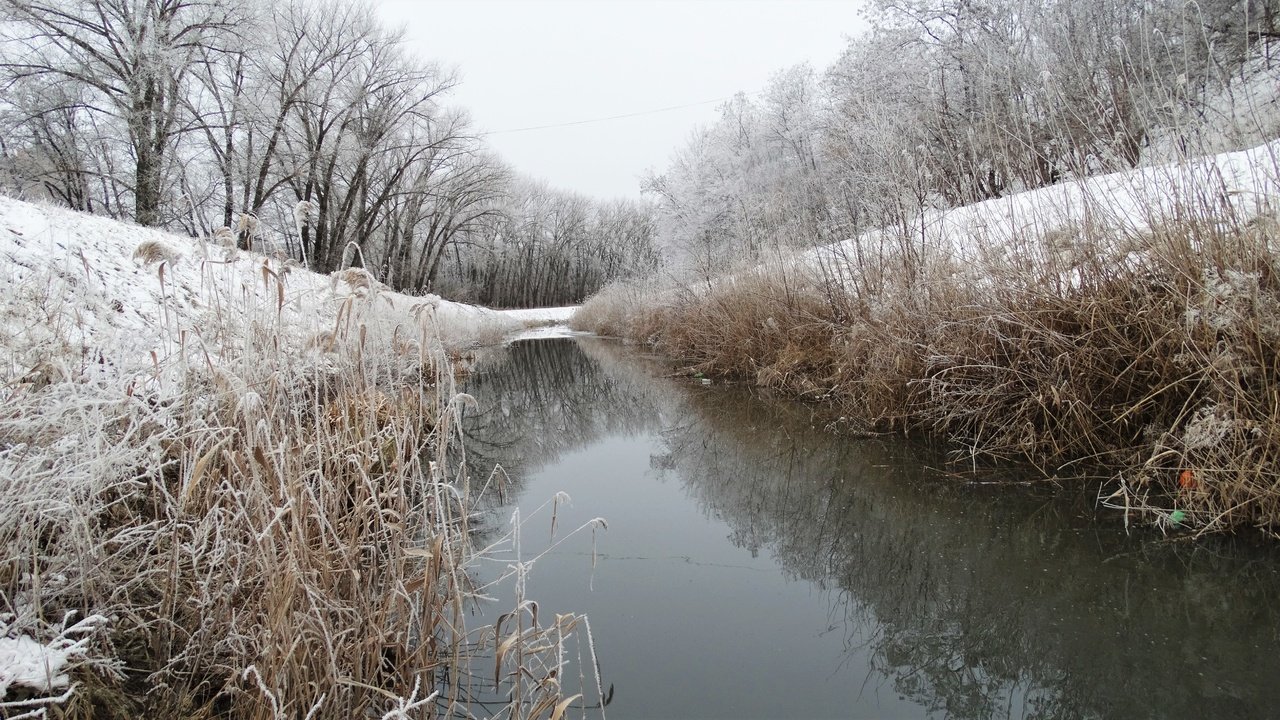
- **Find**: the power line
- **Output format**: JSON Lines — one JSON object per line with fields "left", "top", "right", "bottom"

{"left": 482, "top": 94, "right": 748, "bottom": 135}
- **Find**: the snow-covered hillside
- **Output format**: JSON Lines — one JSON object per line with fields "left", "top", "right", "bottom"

{"left": 0, "top": 195, "right": 576, "bottom": 706}
{"left": 0, "top": 195, "right": 572, "bottom": 390}
{"left": 1143, "top": 45, "right": 1280, "bottom": 166}
{"left": 809, "top": 139, "right": 1280, "bottom": 275}
{"left": 577, "top": 135, "right": 1280, "bottom": 536}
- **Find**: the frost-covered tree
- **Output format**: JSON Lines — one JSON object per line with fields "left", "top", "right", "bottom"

{"left": 0, "top": 0, "right": 652, "bottom": 307}
{"left": 644, "top": 67, "right": 831, "bottom": 278}
{"left": 642, "top": 0, "right": 1275, "bottom": 284}
{"left": 381, "top": 148, "right": 509, "bottom": 293}
{"left": 436, "top": 178, "right": 659, "bottom": 307}
{"left": 823, "top": 30, "right": 935, "bottom": 235}
{"left": 0, "top": 78, "right": 113, "bottom": 212}
{"left": 0, "top": 0, "right": 238, "bottom": 226}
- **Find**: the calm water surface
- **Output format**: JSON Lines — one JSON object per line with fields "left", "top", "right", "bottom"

{"left": 458, "top": 337, "right": 1280, "bottom": 719}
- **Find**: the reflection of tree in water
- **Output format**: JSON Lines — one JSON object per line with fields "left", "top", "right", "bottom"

{"left": 461, "top": 339, "right": 1280, "bottom": 718}
{"left": 445, "top": 339, "right": 667, "bottom": 712}
{"left": 578, "top": 340, "right": 1280, "bottom": 720}
{"left": 458, "top": 338, "right": 667, "bottom": 497}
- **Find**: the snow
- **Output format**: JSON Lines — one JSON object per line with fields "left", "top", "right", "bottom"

{"left": 0, "top": 614, "right": 107, "bottom": 701}
{"left": 497, "top": 306, "right": 581, "bottom": 341}
{"left": 0, "top": 194, "right": 576, "bottom": 386}
{"left": 807, "top": 139, "right": 1280, "bottom": 276}
{"left": 0, "top": 636, "right": 74, "bottom": 699}
{"left": 0, "top": 194, "right": 576, "bottom": 708}
{"left": 509, "top": 325, "right": 591, "bottom": 342}
{"left": 495, "top": 306, "right": 578, "bottom": 325}
{"left": 0, "top": 635, "right": 61, "bottom": 694}
{"left": 1144, "top": 45, "right": 1280, "bottom": 166}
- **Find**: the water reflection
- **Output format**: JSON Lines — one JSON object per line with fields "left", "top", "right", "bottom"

{"left": 463, "top": 337, "right": 1280, "bottom": 719}
{"left": 460, "top": 339, "right": 665, "bottom": 483}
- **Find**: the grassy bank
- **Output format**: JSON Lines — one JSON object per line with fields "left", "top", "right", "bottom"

{"left": 574, "top": 148, "right": 1280, "bottom": 535}
{"left": 0, "top": 197, "right": 592, "bottom": 717}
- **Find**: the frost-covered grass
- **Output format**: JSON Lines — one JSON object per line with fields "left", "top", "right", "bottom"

{"left": 568, "top": 281, "right": 656, "bottom": 340}
{"left": 0, "top": 196, "right": 596, "bottom": 717}
{"left": 577, "top": 140, "right": 1280, "bottom": 536}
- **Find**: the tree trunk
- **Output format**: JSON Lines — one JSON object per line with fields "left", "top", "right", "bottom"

{"left": 134, "top": 139, "right": 163, "bottom": 226}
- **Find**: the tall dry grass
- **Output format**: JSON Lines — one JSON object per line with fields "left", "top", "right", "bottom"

{"left": 0, "top": 239, "right": 596, "bottom": 716}
{"left": 576, "top": 163, "right": 1280, "bottom": 535}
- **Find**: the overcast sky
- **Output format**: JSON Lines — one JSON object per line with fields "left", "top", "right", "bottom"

{"left": 375, "top": 0, "right": 870, "bottom": 200}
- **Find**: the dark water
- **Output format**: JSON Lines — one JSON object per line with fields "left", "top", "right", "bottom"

{"left": 459, "top": 337, "right": 1280, "bottom": 720}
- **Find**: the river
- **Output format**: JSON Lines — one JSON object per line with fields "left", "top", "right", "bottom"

{"left": 456, "top": 336, "right": 1280, "bottom": 719}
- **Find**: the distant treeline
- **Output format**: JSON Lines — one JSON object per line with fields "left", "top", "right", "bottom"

{"left": 0, "top": 0, "right": 659, "bottom": 306}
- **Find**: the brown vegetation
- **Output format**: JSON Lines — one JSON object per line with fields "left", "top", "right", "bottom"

{"left": 1, "top": 255, "right": 596, "bottom": 717}
{"left": 574, "top": 207, "right": 1280, "bottom": 535}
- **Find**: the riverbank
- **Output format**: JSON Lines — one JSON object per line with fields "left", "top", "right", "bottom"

{"left": 0, "top": 195, "right": 583, "bottom": 716}
{"left": 460, "top": 336, "right": 1280, "bottom": 719}
{"left": 573, "top": 141, "right": 1280, "bottom": 536}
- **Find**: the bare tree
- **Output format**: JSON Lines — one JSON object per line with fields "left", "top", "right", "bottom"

{"left": 0, "top": 0, "right": 237, "bottom": 226}
{"left": 437, "top": 177, "right": 659, "bottom": 307}
{"left": 390, "top": 149, "right": 508, "bottom": 293}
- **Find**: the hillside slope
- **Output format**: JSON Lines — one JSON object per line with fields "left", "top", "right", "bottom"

{"left": 576, "top": 139, "right": 1280, "bottom": 535}
{"left": 0, "top": 195, "right": 581, "bottom": 714}
{"left": 0, "top": 194, "right": 572, "bottom": 384}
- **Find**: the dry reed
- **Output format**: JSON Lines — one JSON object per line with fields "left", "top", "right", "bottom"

{"left": 576, "top": 173, "right": 1280, "bottom": 535}
{"left": 0, "top": 225, "right": 598, "bottom": 717}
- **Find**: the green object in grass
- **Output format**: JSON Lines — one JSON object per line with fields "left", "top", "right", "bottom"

{"left": 1170, "top": 510, "right": 1187, "bottom": 525}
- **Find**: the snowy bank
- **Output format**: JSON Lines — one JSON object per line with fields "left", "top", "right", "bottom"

{"left": 809, "top": 139, "right": 1280, "bottom": 274}
{"left": 0, "top": 194, "right": 572, "bottom": 378}
{"left": 577, "top": 139, "right": 1280, "bottom": 535}
{"left": 0, "top": 614, "right": 108, "bottom": 701}
{"left": 0, "top": 194, "right": 582, "bottom": 714}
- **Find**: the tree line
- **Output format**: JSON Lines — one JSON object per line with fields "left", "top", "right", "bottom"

{"left": 0, "top": 0, "right": 657, "bottom": 306}
{"left": 646, "top": 0, "right": 1276, "bottom": 277}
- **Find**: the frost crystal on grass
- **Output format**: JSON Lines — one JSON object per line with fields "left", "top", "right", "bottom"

{"left": 0, "top": 194, "right": 581, "bottom": 714}
{"left": 1187, "top": 268, "right": 1262, "bottom": 332}
{"left": 1181, "top": 405, "right": 1236, "bottom": 451}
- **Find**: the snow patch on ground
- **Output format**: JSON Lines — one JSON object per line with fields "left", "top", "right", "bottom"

{"left": 496, "top": 306, "right": 579, "bottom": 325}
{"left": 0, "top": 614, "right": 108, "bottom": 701}
{"left": 508, "top": 325, "right": 590, "bottom": 342}
{"left": 497, "top": 306, "right": 581, "bottom": 342}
